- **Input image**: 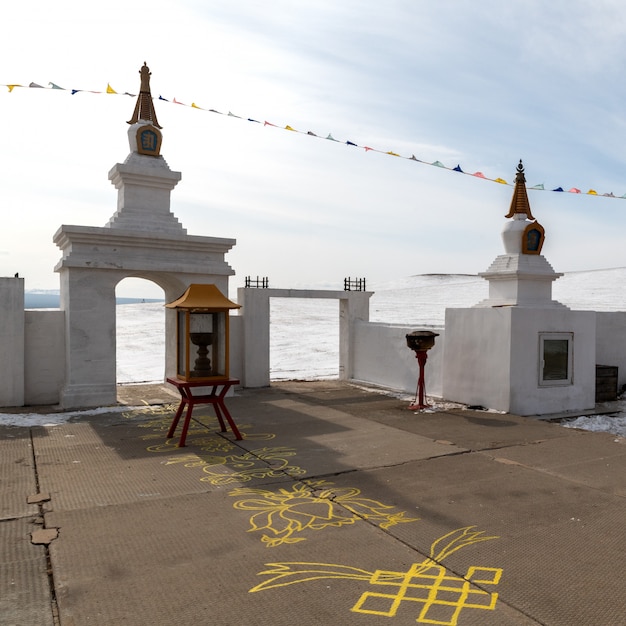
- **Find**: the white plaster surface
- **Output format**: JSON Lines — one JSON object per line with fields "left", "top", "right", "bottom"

{"left": 508, "top": 307, "right": 596, "bottom": 414}
{"left": 228, "top": 315, "right": 244, "bottom": 382}
{"left": 0, "top": 278, "right": 24, "bottom": 406}
{"left": 443, "top": 308, "right": 512, "bottom": 410}
{"left": 24, "top": 310, "right": 65, "bottom": 405}
{"left": 107, "top": 150, "right": 184, "bottom": 235}
{"left": 443, "top": 306, "right": 596, "bottom": 415}
{"left": 56, "top": 268, "right": 118, "bottom": 408}
{"left": 352, "top": 321, "right": 444, "bottom": 398}
{"left": 53, "top": 225, "right": 235, "bottom": 276}
{"left": 501, "top": 213, "right": 530, "bottom": 254}
{"left": 477, "top": 253, "right": 564, "bottom": 308}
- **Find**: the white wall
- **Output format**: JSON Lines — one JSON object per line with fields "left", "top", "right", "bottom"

{"left": 58, "top": 267, "right": 118, "bottom": 408}
{"left": 443, "top": 306, "right": 596, "bottom": 415}
{"left": 508, "top": 308, "right": 596, "bottom": 415}
{"left": 443, "top": 308, "right": 512, "bottom": 410}
{"left": 6, "top": 291, "right": 626, "bottom": 411}
{"left": 0, "top": 278, "right": 25, "bottom": 406}
{"left": 229, "top": 314, "right": 244, "bottom": 383}
{"left": 24, "top": 310, "right": 65, "bottom": 405}
{"left": 351, "top": 321, "right": 444, "bottom": 398}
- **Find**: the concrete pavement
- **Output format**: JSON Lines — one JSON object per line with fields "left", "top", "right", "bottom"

{"left": 2, "top": 380, "right": 625, "bottom": 625}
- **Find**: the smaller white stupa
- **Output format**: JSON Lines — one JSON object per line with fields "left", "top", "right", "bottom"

{"left": 476, "top": 160, "right": 564, "bottom": 309}
{"left": 106, "top": 62, "right": 185, "bottom": 235}
{"left": 442, "top": 161, "right": 596, "bottom": 416}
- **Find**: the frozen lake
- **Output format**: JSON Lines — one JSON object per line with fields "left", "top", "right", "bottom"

{"left": 116, "top": 268, "right": 626, "bottom": 384}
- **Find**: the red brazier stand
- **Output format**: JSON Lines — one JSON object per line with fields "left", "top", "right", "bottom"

{"left": 406, "top": 330, "right": 439, "bottom": 411}
{"left": 408, "top": 350, "right": 430, "bottom": 410}
{"left": 166, "top": 377, "right": 242, "bottom": 447}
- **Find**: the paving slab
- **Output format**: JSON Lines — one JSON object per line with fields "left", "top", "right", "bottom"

{"left": 0, "top": 517, "right": 54, "bottom": 626}
{"left": 325, "top": 453, "right": 626, "bottom": 625}
{"left": 46, "top": 490, "right": 535, "bottom": 626}
{"left": 355, "top": 406, "right": 573, "bottom": 450}
{"left": 0, "top": 427, "right": 39, "bottom": 520}
{"left": 478, "top": 430, "right": 626, "bottom": 495}
{"left": 3, "top": 381, "right": 626, "bottom": 625}
{"left": 32, "top": 411, "right": 301, "bottom": 513}
{"left": 32, "top": 390, "right": 465, "bottom": 511}
{"left": 257, "top": 396, "right": 466, "bottom": 473}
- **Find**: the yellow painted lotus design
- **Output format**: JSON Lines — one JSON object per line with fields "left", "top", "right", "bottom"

{"left": 230, "top": 479, "right": 419, "bottom": 547}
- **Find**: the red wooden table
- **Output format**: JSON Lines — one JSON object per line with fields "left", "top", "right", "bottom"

{"left": 166, "top": 377, "right": 242, "bottom": 447}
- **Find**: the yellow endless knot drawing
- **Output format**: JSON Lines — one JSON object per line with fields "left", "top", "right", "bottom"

{"left": 352, "top": 560, "right": 501, "bottom": 624}
{"left": 250, "top": 526, "right": 502, "bottom": 625}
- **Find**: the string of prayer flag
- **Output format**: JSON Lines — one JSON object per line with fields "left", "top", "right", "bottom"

{"left": 3, "top": 79, "right": 624, "bottom": 200}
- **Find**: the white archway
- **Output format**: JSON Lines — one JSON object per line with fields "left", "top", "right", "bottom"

{"left": 51, "top": 106, "right": 239, "bottom": 409}
{"left": 54, "top": 225, "right": 236, "bottom": 409}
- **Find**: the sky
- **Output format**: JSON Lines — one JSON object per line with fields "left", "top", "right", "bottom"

{"left": 3, "top": 0, "right": 626, "bottom": 298}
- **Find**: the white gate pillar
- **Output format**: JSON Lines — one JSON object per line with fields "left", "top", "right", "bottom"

{"left": 237, "top": 288, "right": 271, "bottom": 388}
{"left": 339, "top": 293, "right": 371, "bottom": 380}
{"left": 0, "top": 277, "right": 25, "bottom": 406}
{"left": 57, "top": 268, "right": 118, "bottom": 408}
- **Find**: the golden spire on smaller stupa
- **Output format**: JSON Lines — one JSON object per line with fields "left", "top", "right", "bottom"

{"left": 127, "top": 62, "right": 162, "bottom": 129}
{"left": 505, "top": 159, "right": 534, "bottom": 220}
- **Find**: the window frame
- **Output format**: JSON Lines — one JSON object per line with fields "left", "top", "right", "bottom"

{"left": 539, "top": 332, "right": 573, "bottom": 387}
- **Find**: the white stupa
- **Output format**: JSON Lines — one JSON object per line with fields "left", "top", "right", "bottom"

{"left": 106, "top": 62, "right": 185, "bottom": 235}
{"left": 442, "top": 161, "right": 596, "bottom": 416}
{"left": 53, "top": 63, "right": 237, "bottom": 409}
{"left": 476, "top": 160, "right": 565, "bottom": 309}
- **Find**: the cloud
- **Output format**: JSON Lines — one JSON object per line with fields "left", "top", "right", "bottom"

{"left": 3, "top": 0, "right": 626, "bottom": 294}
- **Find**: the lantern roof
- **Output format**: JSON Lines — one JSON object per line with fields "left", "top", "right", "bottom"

{"left": 165, "top": 284, "right": 241, "bottom": 310}
{"left": 504, "top": 159, "right": 535, "bottom": 220}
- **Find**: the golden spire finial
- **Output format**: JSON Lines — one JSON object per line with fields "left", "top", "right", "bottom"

{"left": 505, "top": 159, "right": 534, "bottom": 220}
{"left": 127, "top": 62, "right": 162, "bottom": 129}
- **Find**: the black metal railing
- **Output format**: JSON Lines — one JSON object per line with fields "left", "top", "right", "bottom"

{"left": 244, "top": 276, "right": 269, "bottom": 288}
{"left": 344, "top": 277, "right": 366, "bottom": 291}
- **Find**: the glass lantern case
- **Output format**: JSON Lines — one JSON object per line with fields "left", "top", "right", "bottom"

{"left": 166, "top": 284, "right": 241, "bottom": 382}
